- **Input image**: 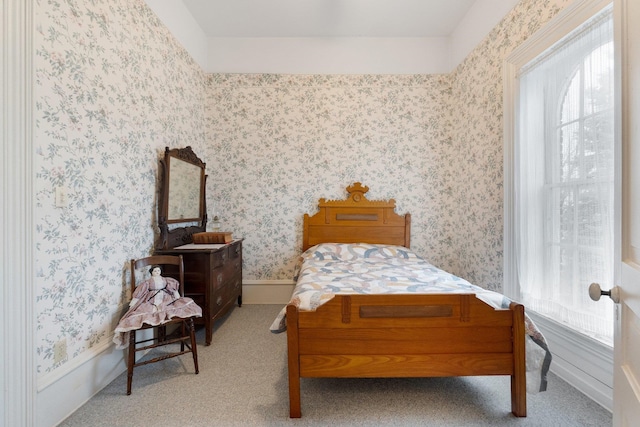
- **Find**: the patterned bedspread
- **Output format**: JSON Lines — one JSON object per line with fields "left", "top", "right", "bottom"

{"left": 270, "top": 243, "right": 551, "bottom": 393}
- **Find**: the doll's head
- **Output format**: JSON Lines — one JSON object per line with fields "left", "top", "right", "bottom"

{"left": 148, "top": 265, "right": 162, "bottom": 276}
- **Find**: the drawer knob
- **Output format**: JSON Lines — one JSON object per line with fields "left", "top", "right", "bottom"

{"left": 217, "top": 273, "right": 224, "bottom": 284}
{"left": 216, "top": 295, "right": 223, "bottom": 306}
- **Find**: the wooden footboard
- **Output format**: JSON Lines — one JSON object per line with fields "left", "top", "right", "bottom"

{"left": 286, "top": 294, "right": 526, "bottom": 418}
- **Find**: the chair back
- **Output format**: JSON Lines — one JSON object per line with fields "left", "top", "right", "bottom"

{"left": 130, "top": 255, "right": 185, "bottom": 297}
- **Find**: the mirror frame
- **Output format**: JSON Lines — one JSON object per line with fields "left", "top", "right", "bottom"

{"left": 156, "top": 146, "right": 207, "bottom": 250}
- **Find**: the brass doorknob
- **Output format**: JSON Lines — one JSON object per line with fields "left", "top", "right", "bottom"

{"left": 588, "top": 282, "right": 620, "bottom": 303}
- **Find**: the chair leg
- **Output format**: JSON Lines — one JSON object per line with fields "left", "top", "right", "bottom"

{"left": 126, "top": 331, "right": 135, "bottom": 395}
{"left": 180, "top": 322, "right": 186, "bottom": 352}
{"left": 125, "top": 319, "right": 197, "bottom": 395}
{"left": 188, "top": 318, "right": 199, "bottom": 374}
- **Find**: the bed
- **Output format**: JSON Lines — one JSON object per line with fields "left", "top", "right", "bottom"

{"left": 270, "top": 183, "right": 551, "bottom": 418}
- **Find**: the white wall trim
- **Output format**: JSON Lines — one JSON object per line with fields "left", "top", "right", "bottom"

{"left": 2, "top": 0, "right": 36, "bottom": 426}
{"left": 37, "top": 334, "right": 120, "bottom": 392}
{"left": 504, "top": 0, "right": 613, "bottom": 68}
{"left": 242, "top": 280, "right": 295, "bottom": 305}
{"left": 503, "top": 57, "right": 519, "bottom": 300}
{"left": 530, "top": 312, "right": 613, "bottom": 412}
{"left": 38, "top": 345, "right": 126, "bottom": 427}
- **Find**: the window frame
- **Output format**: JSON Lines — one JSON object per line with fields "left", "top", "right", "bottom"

{"left": 503, "top": 0, "right": 615, "bottom": 412}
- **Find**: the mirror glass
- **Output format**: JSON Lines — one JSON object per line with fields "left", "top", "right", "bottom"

{"left": 168, "top": 156, "right": 202, "bottom": 221}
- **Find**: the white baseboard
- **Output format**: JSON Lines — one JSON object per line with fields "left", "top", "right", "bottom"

{"left": 529, "top": 312, "right": 613, "bottom": 413}
{"left": 42, "top": 342, "right": 127, "bottom": 427}
{"left": 42, "top": 280, "right": 293, "bottom": 427}
{"left": 241, "top": 279, "right": 294, "bottom": 305}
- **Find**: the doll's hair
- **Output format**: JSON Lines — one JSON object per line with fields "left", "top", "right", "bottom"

{"left": 148, "top": 264, "right": 162, "bottom": 275}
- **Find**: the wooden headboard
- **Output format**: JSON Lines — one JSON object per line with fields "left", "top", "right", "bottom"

{"left": 302, "top": 182, "right": 411, "bottom": 251}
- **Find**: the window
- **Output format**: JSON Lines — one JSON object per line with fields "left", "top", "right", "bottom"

{"left": 515, "top": 6, "right": 614, "bottom": 345}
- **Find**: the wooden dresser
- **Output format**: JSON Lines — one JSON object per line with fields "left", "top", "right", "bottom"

{"left": 155, "top": 239, "right": 243, "bottom": 345}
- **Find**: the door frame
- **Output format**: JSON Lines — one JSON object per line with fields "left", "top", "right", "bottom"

{"left": 2, "top": 0, "right": 37, "bottom": 426}
{"left": 613, "top": 0, "right": 640, "bottom": 424}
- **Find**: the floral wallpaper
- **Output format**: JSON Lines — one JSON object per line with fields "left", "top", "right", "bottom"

{"left": 451, "top": 0, "right": 571, "bottom": 290}
{"left": 32, "top": 0, "right": 573, "bottom": 380}
{"left": 205, "top": 73, "right": 457, "bottom": 280}
{"left": 34, "top": 0, "right": 207, "bottom": 376}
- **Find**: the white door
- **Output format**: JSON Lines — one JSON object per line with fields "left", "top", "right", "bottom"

{"left": 613, "top": 0, "right": 640, "bottom": 425}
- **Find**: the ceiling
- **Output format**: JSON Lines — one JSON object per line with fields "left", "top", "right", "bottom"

{"left": 181, "top": 0, "right": 477, "bottom": 38}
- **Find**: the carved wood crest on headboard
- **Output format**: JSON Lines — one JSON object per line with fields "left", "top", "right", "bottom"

{"left": 303, "top": 182, "right": 411, "bottom": 251}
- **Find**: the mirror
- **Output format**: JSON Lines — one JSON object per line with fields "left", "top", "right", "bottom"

{"left": 168, "top": 156, "right": 202, "bottom": 221}
{"left": 156, "top": 146, "right": 207, "bottom": 250}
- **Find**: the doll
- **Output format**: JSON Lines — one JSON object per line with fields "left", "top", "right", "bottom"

{"left": 113, "top": 265, "right": 202, "bottom": 349}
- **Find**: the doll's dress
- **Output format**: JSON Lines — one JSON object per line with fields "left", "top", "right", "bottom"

{"left": 113, "top": 276, "right": 202, "bottom": 349}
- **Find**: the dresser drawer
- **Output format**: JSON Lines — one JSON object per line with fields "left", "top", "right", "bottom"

{"left": 211, "top": 268, "right": 227, "bottom": 291}
{"left": 211, "top": 249, "right": 241, "bottom": 289}
{"left": 211, "top": 291, "right": 226, "bottom": 314}
{"left": 209, "top": 249, "right": 228, "bottom": 269}
{"left": 227, "top": 273, "right": 242, "bottom": 297}
{"left": 212, "top": 276, "right": 240, "bottom": 309}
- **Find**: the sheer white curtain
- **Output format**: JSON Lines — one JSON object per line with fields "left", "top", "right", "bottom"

{"left": 516, "top": 6, "right": 614, "bottom": 345}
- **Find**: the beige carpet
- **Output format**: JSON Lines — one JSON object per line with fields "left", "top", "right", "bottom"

{"left": 59, "top": 304, "right": 612, "bottom": 427}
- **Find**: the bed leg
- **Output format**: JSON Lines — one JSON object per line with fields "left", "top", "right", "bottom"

{"left": 286, "top": 304, "right": 302, "bottom": 418}
{"left": 289, "top": 374, "right": 301, "bottom": 418}
{"left": 510, "top": 302, "right": 527, "bottom": 417}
